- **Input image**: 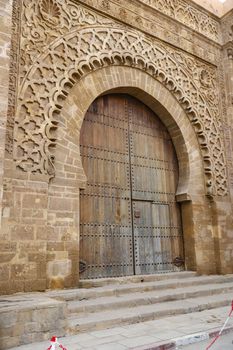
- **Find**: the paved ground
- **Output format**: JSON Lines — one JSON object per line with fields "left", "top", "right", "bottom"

{"left": 7, "top": 305, "right": 233, "bottom": 350}
{"left": 180, "top": 331, "right": 233, "bottom": 349}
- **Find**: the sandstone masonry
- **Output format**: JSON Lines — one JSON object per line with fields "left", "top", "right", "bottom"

{"left": 0, "top": 0, "right": 233, "bottom": 294}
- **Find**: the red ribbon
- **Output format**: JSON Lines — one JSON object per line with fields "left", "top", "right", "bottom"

{"left": 46, "top": 342, "right": 67, "bottom": 350}
{"left": 205, "top": 300, "right": 233, "bottom": 350}
{"left": 59, "top": 345, "right": 68, "bottom": 350}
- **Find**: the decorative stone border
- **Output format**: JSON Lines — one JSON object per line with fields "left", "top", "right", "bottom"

{"left": 15, "top": 22, "right": 227, "bottom": 196}
{"left": 138, "top": 0, "right": 220, "bottom": 42}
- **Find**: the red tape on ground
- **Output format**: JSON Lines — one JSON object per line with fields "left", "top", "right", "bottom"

{"left": 47, "top": 336, "right": 68, "bottom": 350}
{"left": 205, "top": 300, "right": 233, "bottom": 350}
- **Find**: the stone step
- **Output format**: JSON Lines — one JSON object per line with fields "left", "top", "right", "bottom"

{"left": 67, "top": 291, "right": 233, "bottom": 334}
{"left": 67, "top": 281, "right": 233, "bottom": 314}
{"left": 48, "top": 274, "right": 233, "bottom": 301}
{"left": 78, "top": 271, "right": 196, "bottom": 288}
{"left": 3, "top": 306, "right": 233, "bottom": 350}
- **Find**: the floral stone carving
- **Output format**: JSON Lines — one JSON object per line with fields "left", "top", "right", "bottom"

{"left": 15, "top": 21, "right": 228, "bottom": 196}
{"left": 39, "top": 0, "right": 61, "bottom": 26}
{"left": 20, "top": 0, "right": 113, "bottom": 80}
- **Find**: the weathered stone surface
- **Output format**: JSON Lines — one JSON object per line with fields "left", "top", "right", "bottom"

{"left": 0, "top": 293, "right": 67, "bottom": 349}
{"left": 1, "top": 273, "right": 233, "bottom": 349}
{"left": 0, "top": 0, "right": 232, "bottom": 296}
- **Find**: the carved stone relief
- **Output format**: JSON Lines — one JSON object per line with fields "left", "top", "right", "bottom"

{"left": 20, "top": 0, "right": 113, "bottom": 80}
{"left": 75, "top": 0, "right": 221, "bottom": 67}
{"left": 5, "top": 0, "right": 22, "bottom": 155}
{"left": 220, "top": 11, "right": 233, "bottom": 190}
{"left": 161, "top": 47, "right": 219, "bottom": 111}
{"left": 219, "top": 61, "right": 233, "bottom": 190}
{"left": 221, "top": 10, "right": 233, "bottom": 45}
{"left": 221, "top": 10, "right": 233, "bottom": 60}
{"left": 13, "top": 0, "right": 228, "bottom": 196}
{"left": 79, "top": 0, "right": 220, "bottom": 43}
{"left": 164, "top": 46, "right": 228, "bottom": 196}
{"left": 138, "top": 0, "right": 220, "bottom": 42}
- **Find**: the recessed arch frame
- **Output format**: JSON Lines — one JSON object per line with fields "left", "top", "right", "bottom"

{"left": 58, "top": 66, "right": 205, "bottom": 198}
{"left": 50, "top": 65, "right": 218, "bottom": 275}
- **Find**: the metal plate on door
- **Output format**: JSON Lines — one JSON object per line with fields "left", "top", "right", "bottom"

{"left": 134, "top": 210, "right": 140, "bottom": 218}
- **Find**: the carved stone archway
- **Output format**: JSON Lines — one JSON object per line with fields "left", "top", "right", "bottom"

{"left": 48, "top": 65, "right": 218, "bottom": 276}
{"left": 1, "top": 0, "right": 232, "bottom": 297}
{"left": 15, "top": 25, "right": 227, "bottom": 197}
{"left": 57, "top": 66, "right": 205, "bottom": 196}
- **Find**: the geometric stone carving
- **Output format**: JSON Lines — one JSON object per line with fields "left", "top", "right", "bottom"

{"left": 133, "top": 0, "right": 220, "bottom": 42}
{"left": 14, "top": 0, "right": 228, "bottom": 196}
{"left": 5, "top": 0, "right": 21, "bottom": 155}
{"left": 80, "top": 0, "right": 220, "bottom": 42}
{"left": 220, "top": 11, "right": 233, "bottom": 191}
{"left": 20, "top": 0, "right": 113, "bottom": 79}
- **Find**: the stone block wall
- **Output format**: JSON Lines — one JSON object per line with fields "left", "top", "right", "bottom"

{"left": 0, "top": 0, "right": 233, "bottom": 294}
{"left": 0, "top": 294, "right": 67, "bottom": 349}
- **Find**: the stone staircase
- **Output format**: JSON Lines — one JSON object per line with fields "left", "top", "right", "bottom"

{"left": 2, "top": 272, "right": 233, "bottom": 349}
{"left": 48, "top": 272, "right": 233, "bottom": 335}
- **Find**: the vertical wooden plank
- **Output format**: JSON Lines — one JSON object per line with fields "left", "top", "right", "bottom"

{"left": 128, "top": 95, "right": 184, "bottom": 274}
{"left": 80, "top": 94, "right": 134, "bottom": 279}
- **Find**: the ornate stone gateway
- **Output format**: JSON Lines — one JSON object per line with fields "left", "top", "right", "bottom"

{"left": 1, "top": 0, "right": 233, "bottom": 296}
{"left": 80, "top": 94, "right": 184, "bottom": 278}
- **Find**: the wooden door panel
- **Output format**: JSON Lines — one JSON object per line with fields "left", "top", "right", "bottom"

{"left": 81, "top": 158, "right": 129, "bottom": 189}
{"left": 133, "top": 200, "right": 178, "bottom": 274}
{"left": 80, "top": 227, "right": 133, "bottom": 278}
{"left": 80, "top": 94, "right": 184, "bottom": 278}
{"left": 132, "top": 203, "right": 184, "bottom": 275}
{"left": 133, "top": 201, "right": 154, "bottom": 274}
{"left": 169, "top": 203, "right": 181, "bottom": 226}
{"left": 152, "top": 203, "right": 170, "bottom": 227}
{"left": 80, "top": 94, "right": 134, "bottom": 278}
{"left": 80, "top": 197, "right": 131, "bottom": 225}
{"left": 131, "top": 132, "right": 163, "bottom": 158}
{"left": 128, "top": 95, "right": 184, "bottom": 274}
{"left": 130, "top": 99, "right": 167, "bottom": 132}
{"left": 131, "top": 166, "right": 167, "bottom": 194}
{"left": 80, "top": 121, "right": 127, "bottom": 153}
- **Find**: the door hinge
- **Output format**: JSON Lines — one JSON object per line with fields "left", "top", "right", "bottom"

{"left": 173, "top": 256, "right": 184, "bottom": 267}
{"left": 79, "top": 260, "right": 87, "bottom": 273}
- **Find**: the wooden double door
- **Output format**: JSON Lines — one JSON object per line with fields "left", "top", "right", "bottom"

{"left": 80, "top": 94, "right": 184, "bottom": 279}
